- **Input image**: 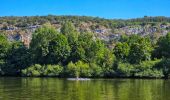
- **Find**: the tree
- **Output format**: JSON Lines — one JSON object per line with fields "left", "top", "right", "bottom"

{"left": 154, "top": 32, "right": 170, "bottom": 58}
{"left": 114, "top": 42, "right": 130, "bottom": 61}
{"left": 119, "top": 34, "right": 129, "bottom": 42}
{"left": 60, "top": 21, "right": 79, "bottom": 45}
{"left": 60, "top": 21, "right": 81, "bottom": 63}
{"left": 127, "top": 34, "right": 142, "bottom": 45}
{"left": 128, "top": 36, "right": 153, "bottom": 64}
{"left": 100, "top": 48, "right": 115, "bottom": 77}
{"left": 47, "top": 34, "right": 71, "bottom": 64}
{"left": 30, "top": 23, "right": 58, "bottom": 64}
{"left": 5, "top": 42, "right": 30, "bottom": 75}
{"left": 114, "top": 35, "right": 153, "bottom": 64}
{"left": 0, "top": 34, "right": 10, "bottom": 75}
{"left": 68, "top": 41, "right": 85, "bottom": 63}
{"left": 78, "top": 32, "right": 105, "bottom": 63}
{"left": 90, "top": 40, "right": 105, "bottom": 64}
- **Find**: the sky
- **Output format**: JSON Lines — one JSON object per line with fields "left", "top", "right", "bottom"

{"left": 0, "top": 0, "right": 170, "bottom": 19}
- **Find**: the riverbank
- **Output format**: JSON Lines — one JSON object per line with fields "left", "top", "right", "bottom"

{"left": 0, "top": 23, "right": 170, "bottom": 80}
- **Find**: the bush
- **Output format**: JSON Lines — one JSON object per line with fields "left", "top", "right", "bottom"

{"left": 43, "top": 65, "right": 63, "bottom": 77}
{"left": 31, "top": 70, "right": 41, "bottom": 76}
{"left": 0, "top": 60, "right": 6, "bottom": 75}
{"left": 116, "top": 62, "right": 135, "bottom": 77}
{"left": 90, "top": 63, "right": 103, "bottom": 77}
{"left": 22, "top": 64, "right": 42, "bottom": 76}
{"left": 76, "top": 61, "right": 91, "bottom": 77}
{"left": 133, "top": 60, "right": 164, "bottom": 78}
{"left": 136, "top": 59, "right": 161, "bottom": 70}
{"left": 156, "top": 59, "right": 170, "bottom": 78}
{"left": 21, "top": 64, "right": 63, "bottom": 77}
{"left": 115, "top": 60, "right": 164, "bottom": 78}
{"left": 66, "top": 61, "right": 91, "bottom": 78}
{"left": 134, "top": 69, "right": 164, "bottom": 78}
{"left": 67, "top": 62, "right": 79, "bottom": 78}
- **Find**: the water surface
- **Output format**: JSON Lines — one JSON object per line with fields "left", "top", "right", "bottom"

{"left": 0, "top": 77, "right": 169, "bottom": 100}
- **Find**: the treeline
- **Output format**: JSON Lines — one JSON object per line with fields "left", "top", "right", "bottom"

{"left": 0, "top": 15, "right": 170, "bottom": 29}
{"left": 0, "top": 22, "right": 170, "bottom": 78}
{"left": 128, "top": 16, "right": 170, "bottom": 23}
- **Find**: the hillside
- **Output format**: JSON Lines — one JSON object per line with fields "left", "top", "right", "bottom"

{"left": 0, "top": 15, "right": 170, "bottom": 46}
{"left": 0, "top": 16, "right": 170, "bottom": 78}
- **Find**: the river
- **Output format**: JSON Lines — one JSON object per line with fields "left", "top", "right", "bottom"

{"left": 0, "top": 77, "right": 169, "bottom": 100}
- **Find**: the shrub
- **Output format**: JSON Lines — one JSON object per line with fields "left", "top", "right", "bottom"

{"left": 21, "top": 64, "right": 63, "bottom": 77}
{"left": 134, "top": 69, "right": 164, "bottom": 78}
{"left": 90, "top": 63, "right": 103, "bottom": 77}
{"left": 43, "top": 65, "right": 63, "bottom": 77}
{"left": 134, "top": 60, "right": 164, "bottom": 78}
{"left": 31, "top": 70, "right": 41, "bottom": 76}
{"left": 116, "top": 62, "right": 135, "bottom": 77}
{"left": 76, "top": 61, "right": 91, "bottom": 77}
{"left": 67, "top": 62, "right": 79, "bottom": 78}
{"left": 66, "top": 61, "right": 91, "bottom": 78}
{"left": 136, "top": 59, "right": 161, "bottom": 70}
{"left": 21, "top": 64, "right": 42, "bottom": 76}
{"left": 156, "top": 59, "right": 170, "bottom": 78}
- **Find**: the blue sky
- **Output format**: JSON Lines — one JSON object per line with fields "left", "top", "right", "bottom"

{"left": 0, "top": 0, "right": 169, "bottom": 19}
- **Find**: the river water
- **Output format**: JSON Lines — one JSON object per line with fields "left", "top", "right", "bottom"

{"left": 0, "top": 77, "right": 169, "bottom": 100}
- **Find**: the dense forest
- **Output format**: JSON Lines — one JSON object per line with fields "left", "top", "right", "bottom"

{"left": 0, "top": 16, "right": 170, "bottom": 78}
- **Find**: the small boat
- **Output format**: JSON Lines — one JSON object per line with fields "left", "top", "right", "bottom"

{"left": 67, "top": 78, "right": 91, "bottom": 81}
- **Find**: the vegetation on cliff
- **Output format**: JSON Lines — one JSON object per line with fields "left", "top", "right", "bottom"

{"left": 0, "top": 20, "right": 170, "bottom": 78}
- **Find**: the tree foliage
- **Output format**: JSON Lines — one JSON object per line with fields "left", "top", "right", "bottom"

{"left": 154, "top": 32, "right": 170, "bottom": 58}
{"left": 115, "top": 35, "right": 153, "bottom": 64}
{"left": 47, "top": 34, "right": 70, "bottom": 64}
{"left": 30, "top": 23, "right": 59, "bottom": 64}
{"left": 0, "top": 21, "right": 170, "bottom": 78}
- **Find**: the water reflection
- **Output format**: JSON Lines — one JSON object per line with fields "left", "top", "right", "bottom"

{"left": 0, "top": 77, "right": 169, "bottom": 100}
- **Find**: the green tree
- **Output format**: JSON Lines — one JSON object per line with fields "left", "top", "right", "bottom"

{"left": 78, "top": 32, "right": 105, "bottom": 63}
{"left": 91, "top": 40, "right": 105, "bottom": 64}
{"left": 60, "top": 21, "right": 79, "bottom": 45}
{"left": 101, "top": 48, "right": 115, "bottom": 77}
{"left": 0, "top": 34, "right": 10, "bottom": 75}
{"left": 128, "top": 37, "right": 153, "bottom": 64}
{"left": 155, "top": 58, "right": 170, "bottom": 78}
{"left": 154, "top": 32, "right": 170, "bottom": 58}
{"left": 77, "top": 32, "right": 94, "bottom": 62}
{"left": 30, "top": 23, "right": 58, "bottom": 64}
{"left": 127, "top": 35, "right": 153, "bottom": 64}
{"left": 60, "top": 21, "right": 80, "bottom": 63}
{"left": 114, "top": 42, "right": 130, "bottom": 61}
{"left": 47, "top": 34, "right": 71, "bottom": 64}
{"left": 68, "top": 41, "right": 86, "bottom": 63}
{"left": 5, "top": 42, "right": 30, "bottom": 75}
